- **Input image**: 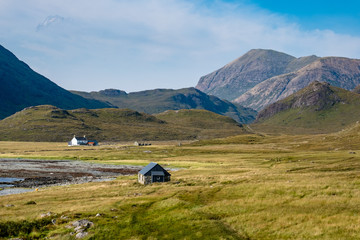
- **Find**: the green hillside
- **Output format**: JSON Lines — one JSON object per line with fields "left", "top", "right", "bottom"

{"left": 71, "top": 87, "right": 257, "bottom": 124}
{"left": 252, "top": 81, "right": 360, "bottom": 134}
{"left": 0, "top": 105, "right": 249, "bottom": 142}
{"left": 0, "top": 45, "right": 111, "bottom": 119}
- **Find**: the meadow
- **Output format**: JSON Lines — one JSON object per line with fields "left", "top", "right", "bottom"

{"left": 1, "top": 133, "right": 360, "bottom": 239}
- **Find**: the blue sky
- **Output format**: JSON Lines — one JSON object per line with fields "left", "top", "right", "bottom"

{"left": 1, "top": 0, "right": 360, "bottom": 92}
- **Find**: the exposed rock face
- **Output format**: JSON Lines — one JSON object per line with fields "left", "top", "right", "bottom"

{"left": 234, "top": 57, "right": 360, "bottom": 111}
{"left": 255, "top": 81, "right": 340, "bottom": 122}
{"left": 196, "top": 49, "right": 319, "bottom": 101}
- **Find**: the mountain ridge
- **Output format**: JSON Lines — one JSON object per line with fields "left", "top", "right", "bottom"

{"left": 196, "top": 49, "right": 319, "bottom": 101}
{"left": 234, "top": 56, "right": 360, "bottom": 110}
{"left": 71, "top": 87, "right": 257, "bottom": 124}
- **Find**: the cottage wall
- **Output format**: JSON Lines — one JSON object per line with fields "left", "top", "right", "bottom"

{"left": 71, "top": 138, "right": 77, "bottom": 146}
{"left": 138, "top": 173, "right": 152, "bottom": 185}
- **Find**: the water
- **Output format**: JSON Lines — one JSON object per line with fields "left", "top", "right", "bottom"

{"left": 0, "top": 178, "right": 24, "bottom": 190}
{"left": 0, "top": 177, "right": 24, "bottom": 183}
{"left": 0, "top": 178, "right": 32, "bottom": 196}
{"left": 0, "top": 188, "right": 34, "bottom": 196}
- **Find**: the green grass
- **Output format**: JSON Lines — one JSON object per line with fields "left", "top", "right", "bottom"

{"left": 2, "top": 134, "right": 360, "bottom": 239}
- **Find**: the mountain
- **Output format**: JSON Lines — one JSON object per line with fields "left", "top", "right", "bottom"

{"left": 71, "top": 87, "right": 257, "bottom": 124}
{"left": 195, "top": 49, "right": 319, "bottom": 101}
{"left": 0, "top": 44, "right": 112, "bottom": 119}
{"left": 0, "top": 105, "right": 249, "bottom": 142}
{"left": 234, "top": 57, "right": 360, "bottom": 111}
{"left": 252, "top": 81, "right": 360, "bottom": 134}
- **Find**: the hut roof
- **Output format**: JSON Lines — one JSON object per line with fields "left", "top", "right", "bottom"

{"left": 139, "top": 162, "right": 170, "bottom": 176}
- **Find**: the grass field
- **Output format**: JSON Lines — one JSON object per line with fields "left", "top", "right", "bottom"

{"left": 1, "top": 134, "right": 360, "bottom": 239}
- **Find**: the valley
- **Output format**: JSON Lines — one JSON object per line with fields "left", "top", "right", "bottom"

{"left": 1, "top": 133, "right": 360, "bottom": 239}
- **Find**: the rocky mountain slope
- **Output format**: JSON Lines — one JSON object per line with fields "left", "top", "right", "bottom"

{"left": 0, "top": 105, "right": 249, "bottom": 142}
{"left": 196, "top": 49, "right": 319, "bottom": 101}
{"left": 252, "top": 81, "right": 360, "bottom": 134}
{"left": 0, "top": 45, "right": 112, "bottom": 119}
{"left": 235, "top": 57, "right": 360, "bottom": 110}
{"left": 71, "top": 87, "right": 257, "bottom": 124}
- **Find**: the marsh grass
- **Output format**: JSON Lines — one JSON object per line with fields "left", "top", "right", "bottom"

{"left": 1, "top": 135, "right": 360, "bottom": 239}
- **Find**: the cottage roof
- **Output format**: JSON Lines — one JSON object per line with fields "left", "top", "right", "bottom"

{"left": 139, "top": 162, "right": 170, "bottom": 176}
{"left": 74, "top": 137, "right": 87, "bottom": 140}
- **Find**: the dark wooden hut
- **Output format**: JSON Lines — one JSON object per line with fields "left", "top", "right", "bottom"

{"left": 138, "top": 162, "right": 171, "bottom": 185}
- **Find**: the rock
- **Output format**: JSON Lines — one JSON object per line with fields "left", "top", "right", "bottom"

{"left": 76, "top": 232, "right": 88, "bottom": 239}
{"left": 5, "top": 204, "right": 14, "bottom": 207}
{"left": 95, "top": 213, "right": 101, "bottom": 217}
{"left": 71, "top": 219, "right": 94, "bottom": 229}
{"left": 40, "top": 212, "right": 55, "bottom": 218}
{"left": 74, "top": 226, "right": 84, "bottom": 232}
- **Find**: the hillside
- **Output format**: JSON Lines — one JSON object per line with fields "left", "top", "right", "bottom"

{"left": 235, "top": 57, "right": 360, "bottom": 110}
{"left": 0, "top": 105, "right": 249, "bottom": 141}
{"left": 196, "top": 49, "right": 319, "bottom": 101}
{"left": 71, "top": 87, "right": 257, "bottom": 124}
{"left": 251, "top": 81, "right": 360, "bottom": 134}
{"left": 0, "top": 44, "right": 112, "bottom": 119}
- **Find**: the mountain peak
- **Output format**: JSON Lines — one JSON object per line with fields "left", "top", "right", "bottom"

{"left": 196, "top": 49, "right": 310, "bottom": 101}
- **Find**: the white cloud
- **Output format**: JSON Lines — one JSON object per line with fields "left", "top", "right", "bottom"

{"left": 0, "top": 0, "right": 360, "bottom": 92}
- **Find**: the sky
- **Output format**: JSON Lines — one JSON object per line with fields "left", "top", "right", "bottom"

{"left": 1, "top": 0, "right": 360, "bottom": 92}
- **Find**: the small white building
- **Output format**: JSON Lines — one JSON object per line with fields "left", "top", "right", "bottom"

{"left": 68, "top": 135, "right": 88, "bottom": 146}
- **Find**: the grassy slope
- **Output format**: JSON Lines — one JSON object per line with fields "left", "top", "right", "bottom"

{"left": 1, "top": 133, "right": 360, "bottom": 239}
{"left": 71, "top": 88, "right": 257, "bottom": 124}
{"left": 252, "top": 84, "right": 360, "bottom": 134}
{"left": 0, "top": 106, "right": 248, "bottom": 142}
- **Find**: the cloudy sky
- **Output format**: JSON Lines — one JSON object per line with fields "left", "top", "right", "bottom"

{"left": 1, "top": 0, "right": 360, "bottom": 92}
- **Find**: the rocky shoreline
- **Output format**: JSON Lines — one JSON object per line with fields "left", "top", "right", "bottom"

{"left": 0, "top": 158, "right": 142, "bottom": 193}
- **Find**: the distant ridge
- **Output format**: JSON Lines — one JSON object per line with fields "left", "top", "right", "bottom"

{"left": 71, "top": 87, "right": 257, "bottom": 124}
{"left": 0, "top": 44, "right": 112, "bottom": 119}
{"left": 252, "top": 81, "right": 360, "bottom": 134}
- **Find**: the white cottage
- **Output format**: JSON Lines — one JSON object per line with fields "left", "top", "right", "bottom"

{"left": 68, "top": 135, "right": 88, "bottom": 146}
